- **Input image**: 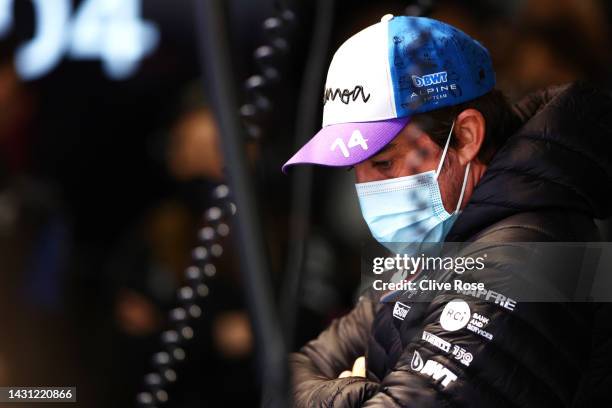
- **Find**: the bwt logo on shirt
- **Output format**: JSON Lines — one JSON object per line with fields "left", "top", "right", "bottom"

{"left": 411, "top": 71, "right": 448, "bottom": 87}
{"left": 410, "top": 350, "right": 458, "bottom": 388}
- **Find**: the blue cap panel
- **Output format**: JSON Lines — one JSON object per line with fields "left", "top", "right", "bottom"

{"left": 387, "top": 16, "right": 495, "bottom": 117}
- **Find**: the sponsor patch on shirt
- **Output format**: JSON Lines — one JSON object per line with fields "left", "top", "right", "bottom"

{"left": 410, "top": 350, "right": 458, "bottom": 388}
{"left": 393, "top": 301, "right": 411, "bottom": 320}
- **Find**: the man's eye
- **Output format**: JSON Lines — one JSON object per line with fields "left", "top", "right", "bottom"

{"left": 372, "top": 160, "right": 393, "bottom": 169}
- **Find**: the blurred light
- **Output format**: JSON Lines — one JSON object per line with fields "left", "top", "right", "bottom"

{"left": 0, "top": 0, "right": 13, "bottom": 37}
{"left": 6, "top": 0, "right": 159, "bottom": 80}
{"left": 69, "top": 0, "right": 159, "bottom": 80}
{"left": 101, "top": 19, "right": 159, "bottom": 79}
{"left": 15, "top": 0, "right": 70, "bottom": 80}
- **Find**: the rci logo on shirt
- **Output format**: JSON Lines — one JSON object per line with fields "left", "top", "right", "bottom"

{"left": 440, "top": 299, "right": 471, "bottom": 331}
{"left": 410, "top": 350, "right": 458, "bottom": 388}
{"left": 411, "top": 71, "right": 448, "bottom": 87}
{"left": 393, "top": 302, "right": 411, "bottom": 320}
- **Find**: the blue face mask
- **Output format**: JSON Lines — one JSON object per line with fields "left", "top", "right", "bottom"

{"left": 355, "top": 122, "right": 470, "bottom": 253}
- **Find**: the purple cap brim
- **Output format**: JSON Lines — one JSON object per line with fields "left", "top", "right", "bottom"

{"left": 282, "top": 117, "right": 410, "bottom": 173}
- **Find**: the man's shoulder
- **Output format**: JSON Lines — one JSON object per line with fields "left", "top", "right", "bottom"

{"left": 469, "top": 209, "right": 600, "bottom": 243}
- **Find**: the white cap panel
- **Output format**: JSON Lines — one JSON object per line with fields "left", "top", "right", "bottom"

{"left": 322, "top": 21, "right": 396, "bottom": 126}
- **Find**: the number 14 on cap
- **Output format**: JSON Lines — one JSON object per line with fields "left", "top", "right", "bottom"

{"left": 331, "top": 130, "right": 369, "bottom": 158}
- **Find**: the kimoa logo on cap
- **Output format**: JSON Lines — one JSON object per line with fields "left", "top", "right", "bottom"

{"left": 412, "top": 71, "right": 448, "bottom": 88}
{"left": 323, "top": 85, "right": 371, "bottom": 105}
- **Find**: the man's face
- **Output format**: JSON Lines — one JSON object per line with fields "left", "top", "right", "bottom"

{"left": 353, "top": 122, "right": 466, "bottom": 214}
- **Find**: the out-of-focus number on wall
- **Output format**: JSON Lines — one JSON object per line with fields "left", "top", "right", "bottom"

{"left": 0, "top": 0, "right": 159, "bottom": 80}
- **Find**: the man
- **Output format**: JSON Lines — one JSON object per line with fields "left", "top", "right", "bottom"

{"left": 282, "top": 16, "right": 612, "bottom": 407}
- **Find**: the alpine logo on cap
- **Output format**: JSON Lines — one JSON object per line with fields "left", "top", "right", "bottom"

{"left": 412, "top": 71, "right": 448, "bottom": 88}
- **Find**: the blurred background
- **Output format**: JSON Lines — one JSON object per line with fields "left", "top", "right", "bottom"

{"left": 0, "top": 0, "right": 611, "bottom": 407}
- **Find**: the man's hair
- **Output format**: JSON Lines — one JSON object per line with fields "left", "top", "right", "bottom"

{"left": 411, "top": 90, "right": 519, "bottom": 164}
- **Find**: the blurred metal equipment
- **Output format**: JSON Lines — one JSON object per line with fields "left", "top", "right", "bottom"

{"left": 136, "top": 185, "right": 235, "bottom": 407}
{"left": 239, "top": 6, "right": 296, "bottom": 140}
{"left": 137, "top": 0, "right": 297, "bottom": 405}
{"left": 194, "top": 1, "right": 289, "bottom": 408}
{"left": 280, "top": 0, "right": 335, "bottom": 351}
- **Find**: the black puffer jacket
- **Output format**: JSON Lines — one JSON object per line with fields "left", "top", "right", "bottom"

{"left": 290, "top": 82, "right": 612, "bottom": 407}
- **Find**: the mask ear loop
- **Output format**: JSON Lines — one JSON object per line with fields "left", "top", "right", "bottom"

{"left": 454, "top": 161, "right": 471, "bottom": 213}
{"left": 433, "top": 119, "right": 471, "bottom": 213}
{"left": 434, "top": 120, "right": 455, "bottom": 180}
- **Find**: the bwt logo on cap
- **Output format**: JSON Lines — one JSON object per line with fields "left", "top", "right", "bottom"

{"left": 412, "top": 71, "right": 448, "bottom": 88}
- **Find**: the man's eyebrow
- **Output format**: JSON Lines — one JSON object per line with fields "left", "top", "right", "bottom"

{"left": 371, "top": 142, "right": 397, "bottom": 159}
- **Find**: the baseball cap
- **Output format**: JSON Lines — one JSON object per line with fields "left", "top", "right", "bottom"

{"left": 282, "top": 15, "right": 495, "bottom": 172}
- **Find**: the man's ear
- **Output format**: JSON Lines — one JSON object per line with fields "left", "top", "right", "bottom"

{"left": 453, "top": 108, "right": 485, "bottom": 165}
